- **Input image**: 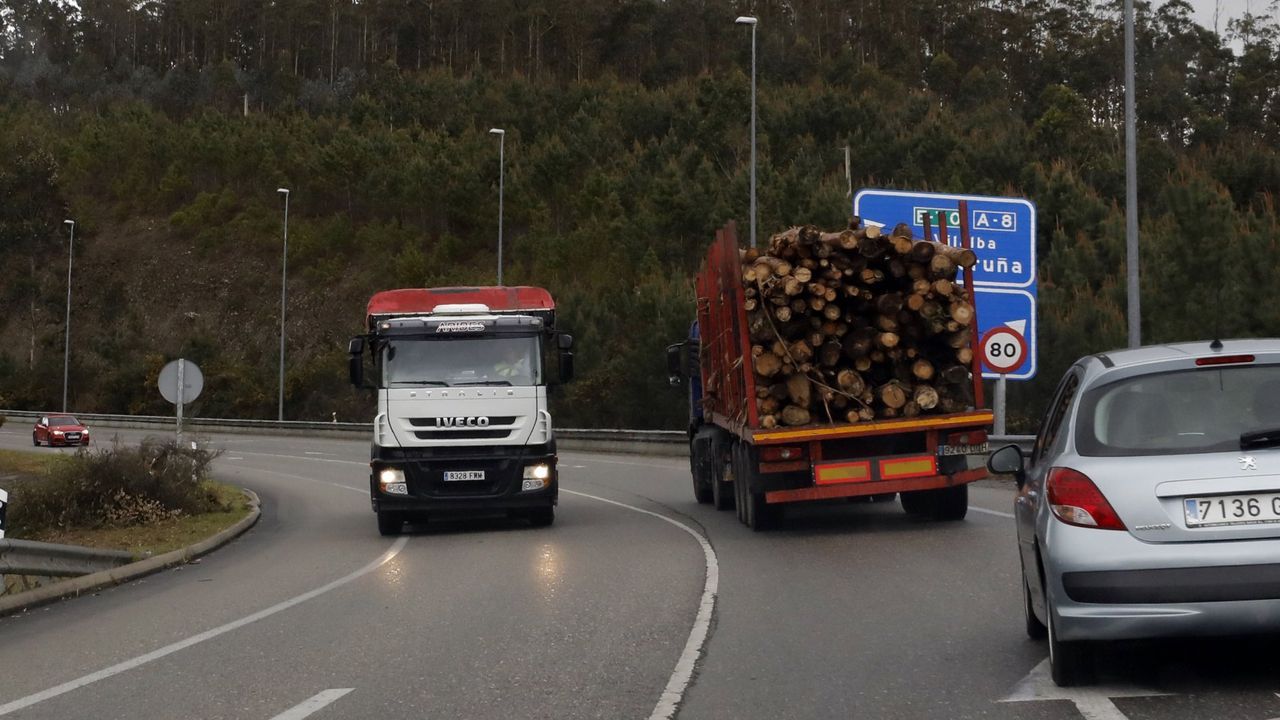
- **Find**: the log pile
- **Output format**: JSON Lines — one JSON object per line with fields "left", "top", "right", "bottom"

{"left": 743, "top": 221, "right": 978, "bottom": 428}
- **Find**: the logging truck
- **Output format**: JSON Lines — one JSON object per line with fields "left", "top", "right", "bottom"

{"left": 667, "top": 219, "right": 993, "bottom": 530}
{"left": 349, "top": 287, "right": 574, "bottom": 535}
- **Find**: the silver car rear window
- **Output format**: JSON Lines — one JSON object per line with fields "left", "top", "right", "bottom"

{"left": 1076, "top": 365, "right": 1280, "bottom": 456}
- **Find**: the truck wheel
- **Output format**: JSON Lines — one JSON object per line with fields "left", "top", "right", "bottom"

{"left": 746, "top": 492, "right": 780, "bottom": 531}
{"left": 376, "top": 510, "right": 403, "bottom": 536}
{"left": 900, "top": 490, "right": 930, "bottom": 516}
{"left": 928, "top": 485, "right": 968, "bottom": 521}
{"left": 529, "top": 506, "right": 555, "bottom": 527}
{"left": 691, "top": 428, "right": 715, "bottom": 504}
{"left": 711, "top": 454, "right": 734, "bottom": 511}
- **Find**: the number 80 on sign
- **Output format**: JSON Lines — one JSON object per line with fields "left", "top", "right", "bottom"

{"left": 980, "top": 326, "right": 1028, "bottom": 374}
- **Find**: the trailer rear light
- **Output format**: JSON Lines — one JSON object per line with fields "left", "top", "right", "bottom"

{"left": 760, "top": 446, "right": 805, "bottom": 462}
{"left": 1195, "top": 354, "right": 1254, "bottom": 366}
{"left": 1047, "top": 467, "right": 1125, "bottom": 530}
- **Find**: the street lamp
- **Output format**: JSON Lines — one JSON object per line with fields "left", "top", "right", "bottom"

{"left": 736, "top": 15, "right": 758, "bottom": 250}
{"left": 62, "top": 219, "right": 75, "bottom": 413}
{"left": 489, "top": 128, "right": 506, "bottom": 285}
{"left": 1123, "top": 0, "right": 1140, "bottom": 348}
{"left": 276, "top": 187, "right": 289, "bottom": 421}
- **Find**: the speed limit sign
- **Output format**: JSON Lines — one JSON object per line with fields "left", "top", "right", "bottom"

{"left": 980, "top": 326, "right": 1028, "bottom": 374}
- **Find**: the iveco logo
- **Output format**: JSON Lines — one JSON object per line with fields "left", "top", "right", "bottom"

{"left": 436, "top": 416, "right": 491, "bottom": 427}
{"left": 436, "top": 321, "right": 486, "bottom": 333}
{"left": 1240, "top": 456, "right": 1258, "bottom": 471}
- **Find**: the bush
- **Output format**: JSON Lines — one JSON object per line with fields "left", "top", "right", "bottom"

{"left": 7, "top": 440, "right": 225, "bottom": 535}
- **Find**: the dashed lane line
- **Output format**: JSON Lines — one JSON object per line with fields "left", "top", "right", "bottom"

{"left": 0, "top": 539, "right": 408, "bottom": 716}
{"left": 268, "top": 689, "right": 354, "bottom": 720}
{"left": 561, "top": 489, "right": 717, "bottom": 720}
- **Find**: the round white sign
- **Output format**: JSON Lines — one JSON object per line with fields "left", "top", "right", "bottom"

{"left": 158, "top": 359, "right": 204, "bottom": 405}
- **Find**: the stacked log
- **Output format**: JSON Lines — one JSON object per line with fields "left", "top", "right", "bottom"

{"left": 744, "top": 220, "right": 978, "bottom": 427}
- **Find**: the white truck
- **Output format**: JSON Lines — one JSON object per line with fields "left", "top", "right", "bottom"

{"left": 348, "top": 286, "right": 574, "bottom": 535}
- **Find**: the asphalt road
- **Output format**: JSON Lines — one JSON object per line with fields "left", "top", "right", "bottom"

{"left": 0, "top": 425, "right": 1277, "bottom": 719}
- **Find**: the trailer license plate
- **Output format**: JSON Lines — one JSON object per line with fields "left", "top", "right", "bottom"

{"left": 1184, "top": 493, "right": 1280, "bottom": 527}
{"left": 939, "top": 442, "right": 988, "bottom": 457}
{"left": 444, "top": 470, "right": 485, "bottom": 482}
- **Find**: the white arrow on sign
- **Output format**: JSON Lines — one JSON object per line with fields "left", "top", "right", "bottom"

{"left": 1001, "top": 659, "right": 1169, "bottom": 720}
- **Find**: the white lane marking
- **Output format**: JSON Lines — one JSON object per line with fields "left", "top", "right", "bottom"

{"left": 970, "top": 506, "right": 1015, "bottom": 519}
{"left": 564, "top": 456, "right": 685, "bottom": 469}
{"left": 268, "top": 689, "right": 354, "bottom": 720}
{"left": 1001, "top": 659, "right": 1168, "bottom": 719}
{"left": 561, "top": 489, "right": 717, "bottom": 720}
{"left": 228, "top": 450, "right": 365, "bottom": 467}
{"left": 233, "top": 466, "right": 366, "bottom": 495}
{"left": 0, "top": 538, "right": 408, "bottom": 716}
{"left": 227, "top": 456, "right": 244, "bottom": 461}
{"left": 303, "top": 452, "right": 327, "bottom": 456}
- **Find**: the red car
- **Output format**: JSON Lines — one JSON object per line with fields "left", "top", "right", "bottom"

{"left": 33, "top": 415, "right": 91, "bottom": 447}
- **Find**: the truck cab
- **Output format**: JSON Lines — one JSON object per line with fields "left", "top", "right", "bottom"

{"left": 349, "top": 287, "right": 573, "bottom": 535}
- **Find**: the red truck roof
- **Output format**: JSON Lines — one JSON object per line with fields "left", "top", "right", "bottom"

{"left": 367, "top": 287, "right": 554, "bottom": 328}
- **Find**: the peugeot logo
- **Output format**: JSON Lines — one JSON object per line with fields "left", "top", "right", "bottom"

{"left": 1240, "top": 456, "right": 1258, "bottom": 471}
{"left": 437, "top": 416, "right": 490, "bottom": 427}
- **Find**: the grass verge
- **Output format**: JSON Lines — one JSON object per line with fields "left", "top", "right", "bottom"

{"left": 0, "top": 448, "right": 250, "bottom": 556}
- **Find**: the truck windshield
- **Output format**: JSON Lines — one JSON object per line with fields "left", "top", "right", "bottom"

{"left": 383, "top": 335, "right": 542, "bottom": 388}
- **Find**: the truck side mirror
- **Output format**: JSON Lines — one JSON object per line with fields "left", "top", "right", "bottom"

{"left": 558, "top": 333, "right": 574, "bottom": 350}
{"left": 348, "top": 337, "right": 365, "bottom": 388}
{"left": 559, "top": 351, "right": 574, "bottom": 383}
{"left": 666, "top": 342, "right": 684, "bottom": 381}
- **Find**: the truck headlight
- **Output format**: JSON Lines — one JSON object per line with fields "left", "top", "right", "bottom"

{"left": 521, "top": 463, "right": 551, "bottom": 491}
{"left": 378, "top": 467, "right": 408, "bottom": 495}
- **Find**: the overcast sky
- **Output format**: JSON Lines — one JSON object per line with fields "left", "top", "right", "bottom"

{"left": 1187, "top": 0, "right": 1270, "bottom": 35}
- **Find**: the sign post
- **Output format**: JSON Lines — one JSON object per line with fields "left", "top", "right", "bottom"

{"left": 979, "top": 325, "right": 1029, "bottom": 436}
{"left": 158, "top": 359, "right": 204, "bottom": 443}
{"left": 0, "top": 487, "right": 7, "bottom": 539}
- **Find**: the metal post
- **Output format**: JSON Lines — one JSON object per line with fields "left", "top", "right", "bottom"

{"left": 994, "top": 375, "right": 1008, "bottom": 436}
{"left": 490, "top": 128, "right": 506, "bottom": 285}
{"left": 62, "top": 220, "right": 75, "bottom": 413}
{"left": 277, "top": 188, "right": 290, "bottom": 421}
{"left": 749, "top": 21, "right": 758, "bottom": 250}
{"left": 176, "top": 358, "right": 185, "bottom": 442}
{"left": 1124, "top": 0, "right": 1140, "bottom": 348}
{"left": 735, "top": 16, "right": 759, "bottom": 250}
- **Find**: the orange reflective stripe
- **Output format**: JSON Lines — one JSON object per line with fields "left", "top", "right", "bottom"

{"left": 815, "top": 461, "right": 871, "bottom": 485}
{"left": 879, "top": 457, "right": 938, "bottom": 480}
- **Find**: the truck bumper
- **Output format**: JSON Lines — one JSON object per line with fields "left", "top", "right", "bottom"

{"left": 370, "top": 442, "right": 558, "bottom": 516}
{"left": 764, "top": 467, "right": 986, "bottom": 504}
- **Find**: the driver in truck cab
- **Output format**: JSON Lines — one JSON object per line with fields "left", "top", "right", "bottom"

{"left": 494, "top": 344, "right": 533, "bottom": 383}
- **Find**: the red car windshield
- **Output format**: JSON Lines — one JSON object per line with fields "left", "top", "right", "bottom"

{"left": 50, "top": 416, "right": 81, "bottom": 427}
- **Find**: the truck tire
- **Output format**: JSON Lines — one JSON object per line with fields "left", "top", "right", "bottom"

{"left": 900, "top": 490, "right": 930, "bottom": 516}
{"left": 731, "top": 442, "right": 748, "bottom": 524}
{"left": 690, "top": 427, "right": 715, "bottom": 504}
{"left": 745, "top": 491, "right": 780, "bottom": 531}
{"left": 376, "top": 509, "right": 403, "bottom": 536}
{"left": 712, "top": 458, "right": 733, "bottom": 511}
{"left": 529, "top": 506, "right": 555, "bottom": 527}
{"left": 929, "top": 485, "right": 968, "bottom": 521}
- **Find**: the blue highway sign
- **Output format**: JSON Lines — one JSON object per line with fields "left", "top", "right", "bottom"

{"left": 854, "top": 189, "right": 1038, "bottom": 379}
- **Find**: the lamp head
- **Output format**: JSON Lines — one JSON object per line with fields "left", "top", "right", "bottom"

{"left": 735, "top": 16, "right": 757, "bottom": 25}
{"left": 64, "top": 219, "right": 75, "bottom": 227}
{"left": 277, "top": 188, "right": 289, "bottom": 195}
{"left": 489, "top": 128, "right": 505, "bottom": 136}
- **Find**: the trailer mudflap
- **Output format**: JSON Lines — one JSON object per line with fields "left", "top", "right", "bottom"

{"left": 765, "top": 467, "right": 987, "bottom": 504}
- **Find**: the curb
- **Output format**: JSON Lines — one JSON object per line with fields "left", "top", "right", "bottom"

{"left": 0, "top": 489, "right": 262, "bottom": 618}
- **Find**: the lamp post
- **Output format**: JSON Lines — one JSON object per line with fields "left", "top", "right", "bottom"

{"left": 735, "top": 15, "right": 759, "bottom": 250}
{"left": 489, "top": 128, "right": 506, "bottom": 285}
{"left": 62, "top": 219, "right": 75, "bottom": 413}
{"left": 1123, "top": 0, "right": 1140, "bottom": 348}
{"left": 276, "top": 188, "right": 289, "bottom": 421}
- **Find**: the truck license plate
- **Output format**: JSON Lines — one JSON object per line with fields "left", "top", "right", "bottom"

{"left": 939, "top": 442, "right": 988, "bottom": 457}
{"left": 444, "top": 470, "right": 485, "bottom": 482}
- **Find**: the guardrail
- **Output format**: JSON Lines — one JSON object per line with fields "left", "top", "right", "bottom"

{"left": 1, "top": 408, "right": 1034, "bottom": 458}
{"left": 0, "top": 539, "right": 137, "bottom": 577}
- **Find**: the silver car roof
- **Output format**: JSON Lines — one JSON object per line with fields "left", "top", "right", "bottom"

{"left": 1088, "top": 339, "right": 1280, "bottom": 373}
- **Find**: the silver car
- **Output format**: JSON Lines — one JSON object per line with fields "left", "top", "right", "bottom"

{"left": 989, "top": 339, "right": 1280, "bottom": 686}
